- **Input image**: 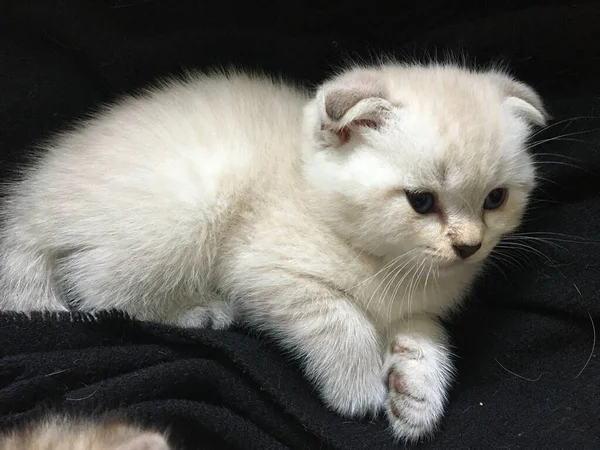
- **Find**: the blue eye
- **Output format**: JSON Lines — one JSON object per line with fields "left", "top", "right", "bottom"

{"left": 484, "top": 188, "right": 507, "bottom": 210}
{"left": 405, "top": 191, "right": 436, "bottom": 214}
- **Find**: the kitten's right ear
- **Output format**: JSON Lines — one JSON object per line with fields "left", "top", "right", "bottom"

{"left": 316, "top": 70, "right": 393, "bottom": 146}
{"left": 493, "top": 74, "right": 549, "bottom": 126}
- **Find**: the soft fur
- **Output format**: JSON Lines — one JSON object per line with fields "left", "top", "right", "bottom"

{"left": 0, "top": 62, "right": 546, "bottom": 441}
{"left": 0, "top": 415, "right": 170, "bottom": 450}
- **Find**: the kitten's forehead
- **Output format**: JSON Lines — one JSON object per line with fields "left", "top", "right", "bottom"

{"left": 384, "top": 109, "right": 507, "bottom": 190}
{"left": 377, "top": 66, "right": 530, "bottom": 191}
{"left": 383, "top": 64, "right": 505, "bottom": 109}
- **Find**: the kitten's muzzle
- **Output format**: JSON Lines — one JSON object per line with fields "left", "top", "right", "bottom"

{"left": 452, "top": 243, "right": 482, "bottom": 259}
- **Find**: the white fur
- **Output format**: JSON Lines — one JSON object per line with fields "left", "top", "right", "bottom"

{"left": 0, "top": 62, "right": 546, "bottom": 441}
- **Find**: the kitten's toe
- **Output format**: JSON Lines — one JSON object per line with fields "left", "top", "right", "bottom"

{"left": 316, "top": 346, "right": 387, "bottom": 418}
{"left": 174, "top": 304, "right": 233, "bottom": 330}
{"left": 322, "top": 370, "right": 387, "bottom": 418}
{"left": 385, "top": 339, "right": 448, "bottom": 442}
{"left": 206, "top": 306, "right": 234, "bottom": 330}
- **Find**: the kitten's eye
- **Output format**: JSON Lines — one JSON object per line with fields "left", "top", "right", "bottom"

{"left": 483, "top": 188, "right": 508, "bottom": 210}
{"left": 405, "top": 191, "right": 436, "bottom": 214}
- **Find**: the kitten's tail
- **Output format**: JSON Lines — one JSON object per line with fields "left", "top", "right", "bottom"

{"left": 0, "top": 236, "right": 67, "bottom": 312}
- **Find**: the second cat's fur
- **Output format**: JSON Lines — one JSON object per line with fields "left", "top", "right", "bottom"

{"left": 0, "top": 62, "right": 546, "bottom": 441}
{"left": 0, "top": 415, "right": 170, "bottom": 450}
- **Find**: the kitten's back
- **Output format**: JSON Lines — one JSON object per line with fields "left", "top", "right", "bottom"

{"left": 0, "top": 71, "right": 307, "bottom": 318}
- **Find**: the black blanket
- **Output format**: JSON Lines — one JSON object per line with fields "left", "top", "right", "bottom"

{"left": 1, "top": 1, "right": 599, "bottom": 449}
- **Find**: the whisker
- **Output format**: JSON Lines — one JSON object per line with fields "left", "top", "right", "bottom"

{"left": 494, "top": 358, "right": 546, "bottom": 382}
{"left": 484, "top": 256, "right": 509, "bottom": 281}
{"left": 395, "top": 258, "right": 422, "bottom": 319}
{"left": 489, "top": 249, "right": 529, "bottom": 271}
{"left": 422, "top": 260, "right": 434, "bottom": 308}
{"left": 527, "top": 126, "right": 600, "bottom": 150}
{"left": 368, "top": 255, "right": 418, "bottom": 314}
{"left": 494, "top": 245, "right": 538, "bottom": 266}
{"left": 528, "top": 137, "right": 588, "bottom": 150}
{"left": 377, "top": 259, "right": 411, "bottom": 317}
{"left": 532, "top": 161, "right": 591, "bottom": 171}
{"left": 509, "top": 160, "right": 594, "bottom": 176}
{"left": 529, "top": 116, "right": 600, "bottom": 139}
{"left": 495, "top": 242, "right": 555, "bottom": 263}
{"left": 348, "top": 248, "right": 418, "bottom": 291}
{"left": 573, "top": 286, "right": 596, "bottom": 380}
{"left": 532, "top": 152, "right": 585, "bottom": 162}
{"left": 405, "top": 259, "right": 426, "bottom": 319}
{"left": 512, "top": 231, "right": 597, "bottom": 241}
{"left": 502, "top": 236, "right": 570, "bottom": 252}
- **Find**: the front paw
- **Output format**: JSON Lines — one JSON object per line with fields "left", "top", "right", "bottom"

{"left": 385, "top": 336, "right": 452, "bottom": 443}
{"left": 320, "top": 359, "right": 387, "bottom": 418}
{"left": 174, "top": 302, "right": 233, "bottom": 330}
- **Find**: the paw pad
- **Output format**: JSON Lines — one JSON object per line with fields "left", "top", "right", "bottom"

{"left": 389, "top": 400, "right": 401, "bottom": 418}
{"left": 390, "top": 340, "right": 422, "bottom": 359}
{"left": 388, "top": 370, "right": 405, "bottom": 393}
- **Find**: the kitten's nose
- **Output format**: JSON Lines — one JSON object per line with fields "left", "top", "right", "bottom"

{"left": 453, "top": 243, "right": 482, "bottom": 259}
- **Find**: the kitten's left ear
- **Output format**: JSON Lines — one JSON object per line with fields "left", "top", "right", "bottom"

{"left": 315, "top": 69, "right": 394, "bottom": 146}
{"left": 496, "top": 75, "right": 549, "bottom": 126}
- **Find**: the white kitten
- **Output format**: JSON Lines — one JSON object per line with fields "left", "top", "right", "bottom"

{"left": 0, "top": 62, "right": 546, "bottom": 441}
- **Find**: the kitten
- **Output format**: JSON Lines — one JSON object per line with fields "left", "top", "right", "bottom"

{"left": 0, "top": 62, "right": 546, "bottom": 441}
{"left": 0, "top": 414, "right": 170, "bottom": 450}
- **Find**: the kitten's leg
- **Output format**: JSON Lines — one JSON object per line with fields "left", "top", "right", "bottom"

{"left": 233, "top": 276, "right": 386, "bottom": 417}
{"left": 172, "top": 294, "right": 234, "bottom": 330}
{"left": 384, "top": 314, "right": 453, "bottom": 442}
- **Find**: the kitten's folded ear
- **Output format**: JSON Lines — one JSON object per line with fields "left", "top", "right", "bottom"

{"left": 495, "top": 74, "right": 549, "bottom": 127}
{"left": 315, "top": 69, "right": 393, "bottom": 146}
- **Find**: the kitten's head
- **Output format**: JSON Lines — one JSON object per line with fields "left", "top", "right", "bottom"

{"left": 303, "top": 63, "right": 547, "bottom": 272}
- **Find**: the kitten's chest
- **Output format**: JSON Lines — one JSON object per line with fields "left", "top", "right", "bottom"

{"left": 353, "top": 267, "right": 465, "bottom": 333}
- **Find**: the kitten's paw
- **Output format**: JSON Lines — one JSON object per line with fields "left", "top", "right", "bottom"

{"left": 315, "top": 338, "right": 387, "bottom": 418}
{"left": 175, "top": 302, "right": 233, "bottom": 330}
{"left": 321, "top": 364, "right": 387, "bottom": 418}
{"left": 384, "top": 336, "right": 449, "bottom": 443}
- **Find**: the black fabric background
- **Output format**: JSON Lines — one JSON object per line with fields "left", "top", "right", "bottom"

{"left": 0, "top": 1, "right": 599, "bottom": 449}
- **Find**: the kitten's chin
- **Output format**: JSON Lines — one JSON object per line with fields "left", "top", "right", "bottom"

{"left": 436, "top": 258, "right": 482, "bottom": 273}
{"left": 436, "top": 260, "right": 462, "bottom": 272}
